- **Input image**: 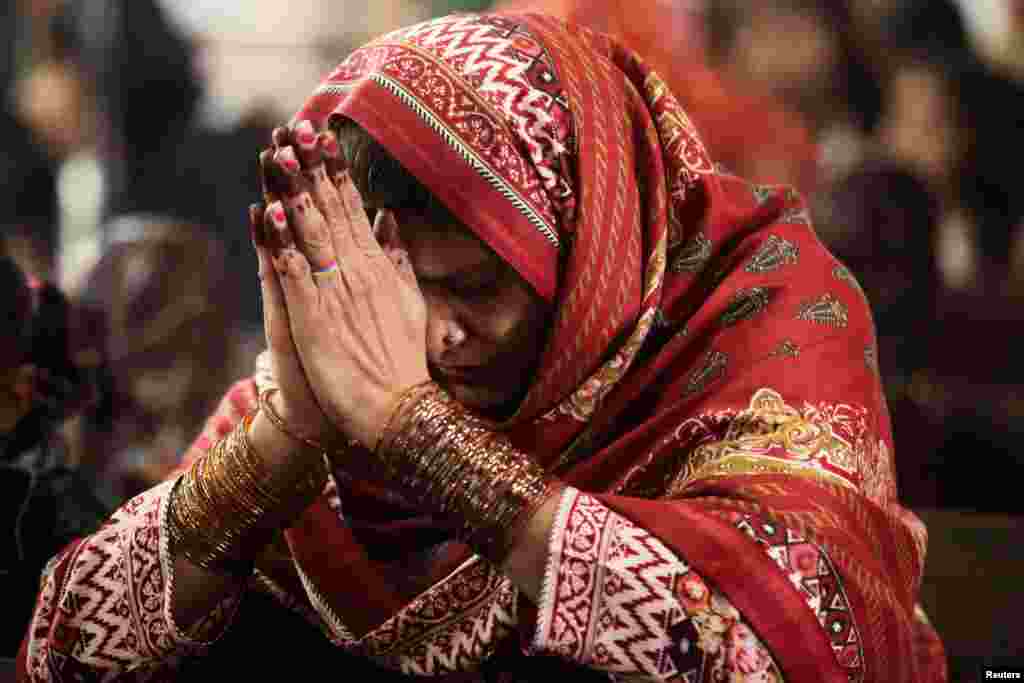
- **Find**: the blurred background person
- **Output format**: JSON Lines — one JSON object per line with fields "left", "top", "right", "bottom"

{"left": 872, "top": 0, "right": 1024, "bottom": 298}
{"left": 498, "top": 0, "right": 822, "bottom": 195}
{"left": 703, "top": 0, "right": 884, "bottom": 187}
{"left": 71, "top": 220, "right": 251, "bottom": 506}
{"left": 0, "top": 251, "right": 109, "bottom": 657}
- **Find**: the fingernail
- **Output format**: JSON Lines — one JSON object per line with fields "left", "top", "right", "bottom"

{"left": 321, "top": 132, "right": 340, "bottom": 158}
{"left": 270, "top": 202, "right": 287, "bottom": 228}
{"left": 295, "top": 120, "right": 317, "bottom": 148}
{"left": 276, "top": 146, "right": 300, "bottom": 174}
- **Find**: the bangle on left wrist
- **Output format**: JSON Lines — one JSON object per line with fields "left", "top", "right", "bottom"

{"left": 374, "top": 382, "right": 561, "bottom": 562}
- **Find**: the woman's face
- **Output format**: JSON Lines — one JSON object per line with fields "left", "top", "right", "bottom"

{"left": 376, "top": 210, "right": 553, "bottom": 420}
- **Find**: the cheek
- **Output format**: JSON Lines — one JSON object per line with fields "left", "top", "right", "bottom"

{"left": 470, "top": 287, "right": 547, "bottom": 349}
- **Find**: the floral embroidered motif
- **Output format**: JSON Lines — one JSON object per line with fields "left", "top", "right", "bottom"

{"left": 796, "top": 294, "right": 849, "bottom": 328}
{"left": 864, "top": 344, "right": 878, "bottom": 374}
{"left": 683, "top": 350, "right": 729, "bottom": 397}
{"left": 770, "top": 339, "right": 801, "bottom": 360}
{"left": 670, "top": 232, "right": 713, "bottom": 273}
{"left": 361, "top": 558, "right": 518, "bottom": 675}
{"left": 832, "top": 264, "right": 865, "bottom": 295}
{"left": 728, "top": 512, "right": 865, "bottom": 682}
{"left": 534, "top": 489, "right": 784, "bottom": 681}
{"left": 752, "top": 185, "right": 775, "bottom": 206}
{"left": 644, "top": 71, "right": 714, "bottom": 204}
{"left": 22, "top": 481, "right": 243, "bottom": 681}
{"left": 745, "top": 235, "right": 800, "bottom": 274}
{"left": 668, "top": 388, "right": 868, "bottom": 496}
{"left": 719, "top": 287, "right": 774, "bottom": 327}
{"left": 549, "top": 308, "right": 659, "bottom": 424}
{"left": 779, "top": 206, "right": 812, "bottom": 226}
{"left": 325, "top": 14, "right": 577, "bottom": 247}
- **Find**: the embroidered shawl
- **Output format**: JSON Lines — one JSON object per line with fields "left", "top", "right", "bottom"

{"left": 277, "top": 13, "right": 940, "bottom": 681}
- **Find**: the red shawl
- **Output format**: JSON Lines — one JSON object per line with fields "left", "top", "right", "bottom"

{"left": 281, "top": 13, "right": 943, "bottom": 681}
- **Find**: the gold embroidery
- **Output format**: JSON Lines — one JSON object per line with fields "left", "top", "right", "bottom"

{"left": 796, "top": 293, "right": 849, "bottom": 328}
{"left": 670, "top": 231, "right": 712, "bottom": 273}
{"left": 770, "top": 339, "right": 801, "bottom": 359}
{"left": 833, "top": 264, "right": 866, "bottom": 298}
{"left": 745, "top": 234, "right": 799, "bottom": 273}
{"left": 719, "top": 287, "right": 773, "bottom": 327}
{"left": 668, "top": 388, "right": 861, "bottom": 496}
{"left": 683, "top": 350, "right": 728, "bottom": 397}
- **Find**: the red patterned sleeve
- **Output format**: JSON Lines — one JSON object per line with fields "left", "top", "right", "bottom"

{"left": 532, "top": 487, "right": 859, "bottom": 682}
{"left": 17, "top": 380, "right": 258, "bottom": 682}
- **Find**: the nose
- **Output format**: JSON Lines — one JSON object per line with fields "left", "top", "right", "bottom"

{"left": 425, "top": 296, "right": 468, "bottom": 364}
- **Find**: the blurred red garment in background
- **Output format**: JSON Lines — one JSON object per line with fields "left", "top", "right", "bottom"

{"left": 497, "top": 0, "right": 821, "bottom": 195}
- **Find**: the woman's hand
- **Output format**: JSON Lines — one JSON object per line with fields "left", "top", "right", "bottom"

{"left": 259, "top": 120, "right": 430, "bottom": 449}
{"left": 250, "top": 142, "right": 336, "bottom": 447}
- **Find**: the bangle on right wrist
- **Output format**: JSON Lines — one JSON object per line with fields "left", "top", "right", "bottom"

{"left": 258, "top": 388, "right": 329, "bottom": 452}
{"left": 167, "top": 413, "right": 328, "bottom": 575}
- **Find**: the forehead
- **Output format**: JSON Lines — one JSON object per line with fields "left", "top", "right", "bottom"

{"left": 394, "top": 213, "right": 498, "bottom": 276}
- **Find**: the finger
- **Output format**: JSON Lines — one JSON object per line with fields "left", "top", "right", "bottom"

{"left": 374, "top": 210, "right": 418, "bottom": 289}
{"left": 272, "top": 125, "right": 291, "bottom": 149}
{"left": 265, "top": 200, "right": 295, "bottom": 252}
{"left": 259, "top": 151, "right": 275, "bottom": 204}
{"left": 276, "top": 184, "right": 339, "bottom": 276}
{"left": 292, "top": 119, "right": 322, "bottom": 170}
{"left": 268, "top": 240, "right": 320, "bottom": 322}
{"left": 256, "top": 243, "right": 291, "bottom": 350}
{"left": 249, "top": 203, "right": 267, "bottom": 247}
{"left": 261, "top": 148, "right": 293, "bottom": 199}
{"left": 304, "top": 133, "right": 346, "bottom": 224}
{"left": 321, "top": 130, "right": 346, "bottom": 184}
{"left": 274, "top": 145, "right": 301, "bottom": 178}
{"left": 336, "top": 170, "right": 380, "bottom": 252}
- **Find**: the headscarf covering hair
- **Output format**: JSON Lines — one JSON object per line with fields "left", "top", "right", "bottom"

{"left": 249, "top": 13, "right": 940, "bottom": 681}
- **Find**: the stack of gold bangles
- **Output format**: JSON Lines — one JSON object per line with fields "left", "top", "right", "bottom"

{"left": 376, "top": 382, "right": 560, "bottom": 561}
{"left": 167, "top": 409, "right": 328, "bottom": 575}
{"left": 169, "top": 381, "right": 559, "bottom": 573}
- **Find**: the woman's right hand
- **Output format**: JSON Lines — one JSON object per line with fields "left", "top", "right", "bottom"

{"left": 250, "top": 139, "right": 336, "bottom": 447}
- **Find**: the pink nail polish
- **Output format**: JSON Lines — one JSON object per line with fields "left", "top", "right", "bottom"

{"left": 271, "top": 203, "right": 287, "bottom": 227}
{"left": 295, "top": 120, "right": 317, "bottom": 148}
{"left": 277, "top": 146, "right": 299, "bottom": 173}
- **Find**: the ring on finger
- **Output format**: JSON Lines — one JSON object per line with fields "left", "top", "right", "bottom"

{"left": 312, "top": 259, "right": 340, "bottom": 280}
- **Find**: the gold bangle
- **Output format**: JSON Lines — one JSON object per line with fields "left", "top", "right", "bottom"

{"left": 373, "top": 379, "right": 437, "bottom": 454}
{"left": 167, "top": 413, "right": 328, "bottom": 575}
{"left": 258, "top": 387, "right": 328, "bottom": 452}
{"left": 374, "top": 385, "right": 560, "bottom": 562}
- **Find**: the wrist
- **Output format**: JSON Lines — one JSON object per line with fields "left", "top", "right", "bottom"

{"left": 374, "top": 384, "right": 558, "bottom": 563}
{"left": 249, "top": 410, "right": 310, "bottom": 468}
{"left": 168, "top": 415, "right": 328, "bottom": 575}
{"left": 258, "top": 388, "right": 337, "bottom": 452}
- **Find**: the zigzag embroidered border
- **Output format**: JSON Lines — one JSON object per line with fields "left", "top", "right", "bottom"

{"left": 316, "top": 78, "right": 561, "bottom": 249}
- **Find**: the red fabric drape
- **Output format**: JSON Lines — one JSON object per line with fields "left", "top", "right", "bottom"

{"left": 282, "top": 12, "right": 940, "bottom": 680}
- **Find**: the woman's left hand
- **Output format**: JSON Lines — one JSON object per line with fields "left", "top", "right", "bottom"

{"left": 260, "top": 120, "right": 430, "bottom": 449}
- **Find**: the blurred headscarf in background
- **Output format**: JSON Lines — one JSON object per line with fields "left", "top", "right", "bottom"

{"left": 495, "top": 0, "right": 821, "bottom": 195}
{"left": 75, "top": 219, "right": 248, "bottom": 502}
